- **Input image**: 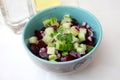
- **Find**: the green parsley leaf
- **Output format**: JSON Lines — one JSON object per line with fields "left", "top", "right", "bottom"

{"left": 56, "top": 34, "right": 64, "bottom": 41}
{"left": 66, "top": 44, "right": 73, "bottom": 51}
{"left": 64, "top": 33, "right": 73, "bottom": 43}
{"left": 50, "top": 31, "right": 57, "bottom": 38}
{"left": 59, "top": 44, "right": 64, "bottom": 51}
{"left": 87, "top": 45, "right": 94, "bottom": 52}
{"left": 57, "top": 25, "right": 64, "bottom": 33}
{"left": 57, "top": 43, "right": 73, "bottom": 51}
{"left": 43, "top": 17, "right": 59, "bottom": 27}
{"left": 49, "top": 17, "right": 58, "bottom": 26}
{"left": 50, "top": 33, "right": 54, "bottom": 37}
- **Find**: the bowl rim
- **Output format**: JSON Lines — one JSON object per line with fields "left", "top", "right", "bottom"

{"left": 22, "top": 6, "right": 102, "bottom": 65}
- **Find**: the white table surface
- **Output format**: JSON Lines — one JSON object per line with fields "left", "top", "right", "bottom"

{"left": 0, "top": 0, "right": 120, "bottom": 80}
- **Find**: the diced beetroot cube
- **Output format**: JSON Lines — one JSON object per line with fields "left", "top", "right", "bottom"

{"left": 66, "top": 51, "right": 78, "bottom": 61}
{"left": 55, "top": 50, "right": 61, "bottom": 59}
{"left": 52, "top": 25, "right": 58, "bottom": 30}
{"left": 69, "top": 51, "right": 77, "bottom": 58}
{"left": 41, "top": 32, "right": 45, "bottom": 37}
{"left": 29, "top": 44, "right": 39, "bottom": 56}
{"left": 40, "top": 31, "right": 45, "bottom": 37}
{"left": 51, "top": 38, "right": 56, "bottom": 43}
{"left": 88, "top": 41, "right": 94, "bottom": 46}
{"left": 85, "top": 32, "right": 89, "bottom": 41}
{"left": 61, "top": 57, "right": 67, "bottom": 62}
{"left": 76, "top": 53, "right": 81, "bottom": 58}
{"left": 71, "top": 18, "right": 79, "bottom": 25}
{"left": 39, "top": 47, "right": 48, "bottom": 59}
{"left": 85, "top": 50, "right": 88, "bottom": 53}
{"left": 39, "top": 52, "right": 48, "bottom": 59}
{"left": 87, "top": 40, "right": 94, "bottom": 46}
{"left": 37, "top": 40, "right": 47, "bottom": 48}
{"left": 39, "top": 47, "right": 47, "bottom": 53}
{"left": 56, "top": 53, "right": 61, "bottom": 58}
{"left": 35, "top": 30, "right": 43, "bottom": 40}
{"left": 56, "top": 51, "right": 61, "bottom": 62}
{"left": 75, "top": 25, "right": 80, "bottom": 31}
{"left": 66, "top": 54, "right": 75, "bottom": 61}
{"left": 67, "top": 51, "right": 81, "bottom": 61}
{"left": 88, "top": 29, "right": 94, "bottom": 37}
{"left": 82, "top": 22, "right": 87, "bottom": 28}
{"left": 88, "top": 36, "right": 92, "bottom": 41}
{"left": 56, "top": 53, "right": 61, "bottom": 59}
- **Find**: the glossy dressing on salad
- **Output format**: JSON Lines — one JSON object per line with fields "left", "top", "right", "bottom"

{"left": 28, "top": 15, "right": 95, "bottom": 62}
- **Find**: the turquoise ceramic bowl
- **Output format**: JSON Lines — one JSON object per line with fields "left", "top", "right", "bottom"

{"left": 22, "top": 6, "right": 102, "bottom": 73}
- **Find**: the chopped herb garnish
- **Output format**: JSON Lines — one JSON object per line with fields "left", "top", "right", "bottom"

{"left": 87, "top": 45, "right": 94, "bottom": 52}
{"left": 50, "top": 31, "right": 57, "bottom": 37}
{"left": 43, "top": 17, "right": 59, "bottom": 27}
{"left": 56, "top": 33, "right": 73, "bottom": 44}
{"left": 64, "top": 33, "right": 73, "bottom": 43}
{"left": 56, "top": 34, "right": 64, "bottom": 41}
{"left": 57, "top": 25, "right": 64, "bottom": 33}
{"left": 29, "top": 14, "right": 95, "bottom": 62}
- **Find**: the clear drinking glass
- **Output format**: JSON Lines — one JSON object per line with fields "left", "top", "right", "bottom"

{"left": 0, "top": 0, "right": 30, "bottom": 34}
{"left": 0, "top": 0, "right": 79, "bottom": 34}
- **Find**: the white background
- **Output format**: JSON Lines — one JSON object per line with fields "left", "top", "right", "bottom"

{"left": 0, "top": 0, "right": 120, "bottom": 80}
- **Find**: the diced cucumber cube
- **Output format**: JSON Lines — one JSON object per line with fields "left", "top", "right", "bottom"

{"left": 80, "top": 28, "right": 87, "bottom": 34}
{"left": 49, "top": 17, "right": 59, "bottom": 26}
{"left": 78, "top": 33, "right": 85, "bottom": 42}
{"left": 43, "top": 19, "right": 50, "bottom": 27}
{"left": 74, "top": 42, "right": 79, "bottom": 49}
{"left": 61, "top": 14, "right": 72, "bottom": 24}
{"left": 43, "top": 17, "right": 59, "bottom": 27}
{"left": 61, "top": 19, "right": 72, "bottom": 24}
{"left": 80, "top": 44, "right": 87, "bottom": 50}
{"left": 45, "top": 27, "right": 54, "bottom": 35}
{"left": 62, "top": 23, "right": 71, "bottom": 29}
{"left": 72, "top": 36, "right": 79, "bottom": 43}
{"left": 61, "top": 15, "right": 72, "bottom": 24}
{"left": 47, "top": 43, "right": 55, "bottom": 47}
{"left": 78, "top": 28, "right": 87, "bottom": 42}
{"left": 55, "top": 42, "right": 60, "bottom": 50}
{"left": 48, "top": 54, "right": 57, "bottom": 61}
{"left": 29, "top": 36, "right": 38, "bottom": 44}
{"left": 47, "top": 47, "right": 56, "bottom": 55}
{"left": 70, "top": 26, "right": 79, "bottom": 36}
{"left": 42, "top": 35, "right": 52, "bottom": 43}
{"left": 77, "top": 44, "right": 86, "bottom": 54}
{"left": 77, "top": 47, "right": 86, "bottom": 54}
{"left": 63, "top": 28, "right": 71, "bottom": 34}
{"left": 62, "top": 52, "right": 68, "bottom": 56}
{"left": 64, "top": 14, "right": 71, "bottom": 18}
